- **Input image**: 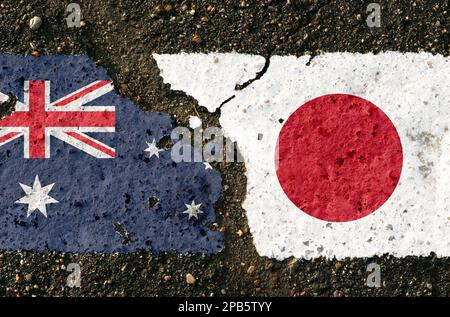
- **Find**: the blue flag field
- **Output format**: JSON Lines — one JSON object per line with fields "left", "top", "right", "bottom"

{"left": 0, "top": 55, "right": 223, "bottom": 254}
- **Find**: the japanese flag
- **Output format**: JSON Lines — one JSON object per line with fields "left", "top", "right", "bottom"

{"left": 154, "top": 52, "right": 450, "bottom": 260}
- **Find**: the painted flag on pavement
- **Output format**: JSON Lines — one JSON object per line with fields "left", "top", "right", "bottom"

{"left": 0, "top": 55, "right": 223, "bottom": 254}
{"left": 155, "top": 52, "right": 450, "bottom": 260}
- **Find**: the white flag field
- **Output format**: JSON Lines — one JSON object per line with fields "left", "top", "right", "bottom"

{"left": 154, "top": 52, "right": 450, "bottom": 260}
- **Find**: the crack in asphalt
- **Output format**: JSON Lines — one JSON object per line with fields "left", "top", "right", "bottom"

{"left": 218, "top": 1, "right": 329, "bottom": 111}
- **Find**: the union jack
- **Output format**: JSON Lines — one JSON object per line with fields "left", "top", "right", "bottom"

{"left": 0, "top": 80, "right": 115, "bottom": 159}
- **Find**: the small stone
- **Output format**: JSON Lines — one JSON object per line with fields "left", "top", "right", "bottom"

{"left": 163, "top": 275, "right": 171, "bottom": 282}
{"left": 254, "top": 278, "right": 261, "bottom": 287}
{"left": 356, "top": 14, "right": 362, "bottom": 21}
{"left": 288, "top": 258, "right": 299, "bottom": 273}
{"left": 186, "top": 273, "right": 196, "bottom": 285}
{"left": 15, "top": 274, "right": 20, "bottom": 283}
{"left": 220, "top": 289, "right": 226, "bottom": 295}
{"left": 164, "top": 4, "right": 173, "bottom": 12}
{"left": 236, "top": 229, "right": 244, "bottom": 237}
{"left": 192, "top": 34, "right": 202, "bottom": 44}
{"left": 189, "top": 115, "right": 202, "bottom": 129}
{"left": 255, "top": 287, "right": 262, "bottom": 294}
{"left": 333, "top": 290, "right": 343, "bottom": 297}
{"left": 425, "top": 282, "right": 432, "bottom": 290}
{"left": 153, "top": 5, "right": 162, "bottom": 15}
{"left": 25, "top": 273, "right": 32, "bottom": 281}
{"left": 79, "top": 21, "right": 86, "bottom": 27}
{"left": 287, "top": 0, "right": 295, "bottom": 5}
{"left": 335, "top": 261, "right": 342, "bottom": 270}
{"left": 201, "top": 16, "right": 209, "bottom": 23}
{"left": 247, "top": 265, "right": 255, "bottom": 274}
{"left": 29, "top": 16, "right": 42, "bottom": 30}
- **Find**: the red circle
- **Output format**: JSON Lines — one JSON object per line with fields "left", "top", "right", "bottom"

{"left": 275, "top": 94, "right": 403, "bottom": 222}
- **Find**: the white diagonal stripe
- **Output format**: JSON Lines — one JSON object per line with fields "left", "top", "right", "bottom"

{"left": 50, "top": 129, "right": 115, "bottom": 158}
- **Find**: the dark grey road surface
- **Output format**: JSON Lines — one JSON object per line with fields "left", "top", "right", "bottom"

{"left": 0, "top": 0, "right": 448, "bottom": 296}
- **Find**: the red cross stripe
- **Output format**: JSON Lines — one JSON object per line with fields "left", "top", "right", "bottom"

{"left": 0, "top": 80, "right": 115, "bottom": 159}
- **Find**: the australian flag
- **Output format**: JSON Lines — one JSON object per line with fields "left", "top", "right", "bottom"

{"left": 0, "top": 55, "right": 223, "bottom": 254}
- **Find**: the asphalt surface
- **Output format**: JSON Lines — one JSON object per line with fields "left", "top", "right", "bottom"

{"left": 0, "top": 0, "right": 448, "bottom": 296}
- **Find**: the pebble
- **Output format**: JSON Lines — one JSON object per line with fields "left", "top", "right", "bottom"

{"left": 236, "top": 229, "right": 244, "bottom": 237}
{"left": 192, "top": 34, "right": 202, "bottom": 44}
{"left": 288, "top": 258, "right": 299, "bottom": 274}
{"left": 29, "top": 16, "right": 42, "bottom": 30}
{"left": 189, "top": 115, "right": 202, "bottom": 129}
{"left": 247, "top": 265, "right": 255, "bottom": 274}
{"left": 163, "top": 275, "right": 171, "bottom": 282}
{"left": 31, "top": 50, "right": 40, "bottom": 57}
{"left": 25, "top": 273, "right": 32, "bottom": 281}
{"left": 186, "top": 273, "right": 196, "bottom": 285}
{"left": 333, "top": 290, "right": 343, "bottom": 297}
{"left": 164, "top": 4, "right": 173, "bottom": 13}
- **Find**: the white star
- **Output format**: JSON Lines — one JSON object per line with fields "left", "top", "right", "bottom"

{"left": 15, "top": 175, "right": 58, "bottom": 218}
{"left": 144, "top": 139, "right": 164, "bottom": 158}
{"left": 203, "top": 162, "right": 213, "bottom": 170}
{"left": 183, "top": 200, "right": 203, "bottom": 220}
